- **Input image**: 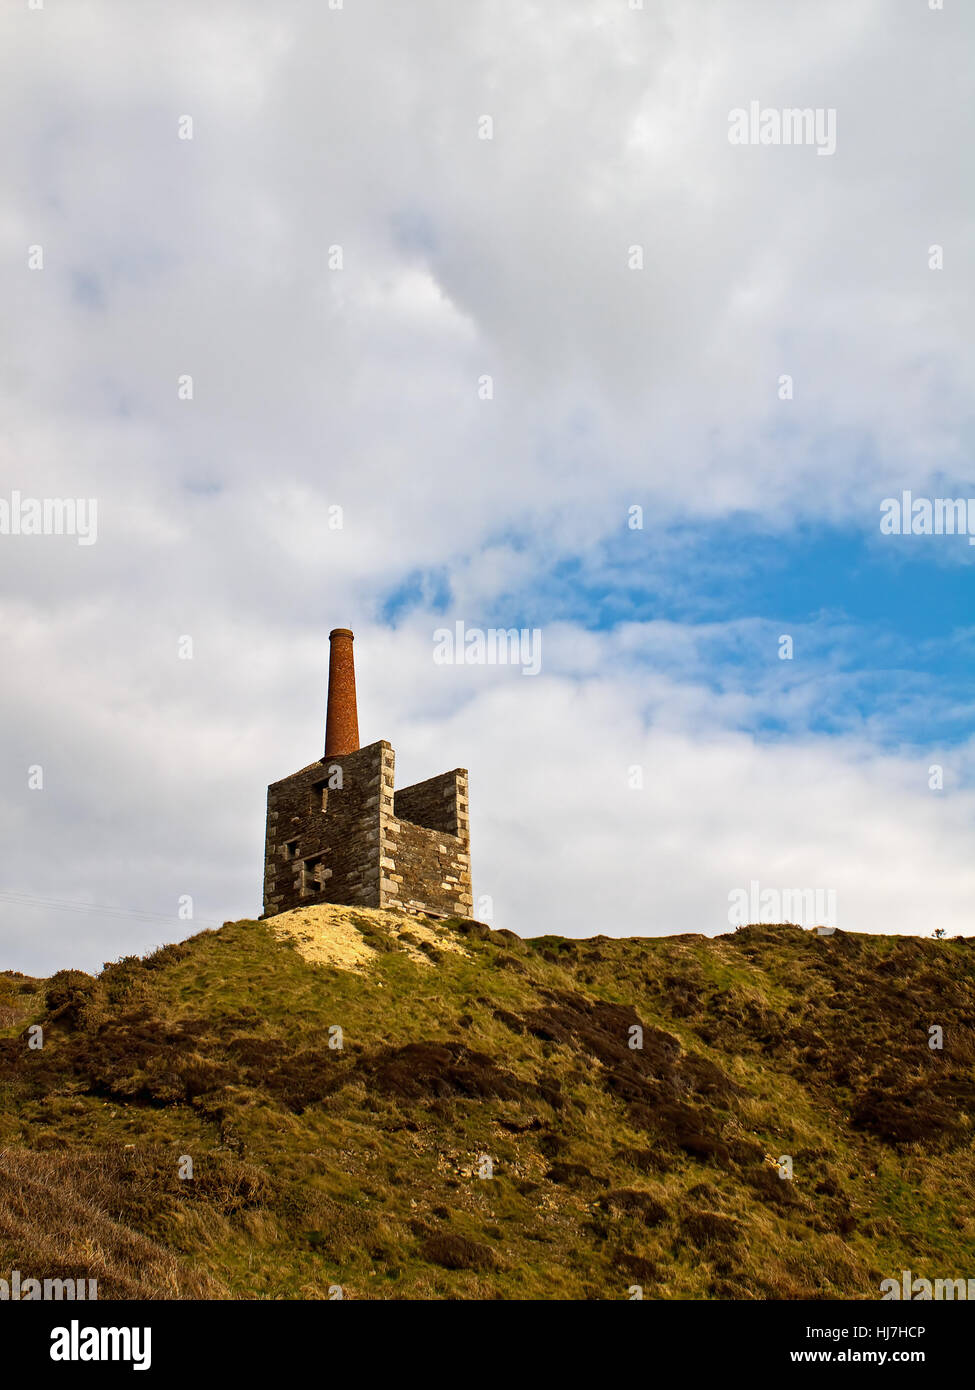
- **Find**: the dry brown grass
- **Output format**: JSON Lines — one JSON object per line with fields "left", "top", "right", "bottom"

{"left": 0, "top": 1147, "right": 228, "bottom": 1298}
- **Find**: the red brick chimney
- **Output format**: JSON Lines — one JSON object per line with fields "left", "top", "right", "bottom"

{"left": 324, "top": 628, "right": 360, "bottom": 757}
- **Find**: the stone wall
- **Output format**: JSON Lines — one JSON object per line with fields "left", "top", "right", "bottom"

{"left": 393, "top": 768, "right": 466, "bottom": 837}
{"left": 380, "top": 815, "right": 472, "bottom": 916}
{"left": 381, "top": 756, "right": 472, "bottom": 917}
{"left": 262, "top": 741, "right": 473, "bottom": 920}
{"left": 262, "top": 741, "right": 389, "bottom": 917}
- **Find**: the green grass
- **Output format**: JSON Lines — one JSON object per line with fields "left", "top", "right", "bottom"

{"left": 0, "top": 914, "right": 973, "bottom": 1299}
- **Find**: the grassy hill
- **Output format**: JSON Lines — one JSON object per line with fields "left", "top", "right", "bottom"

{"left": 1, "top": 907, "right": 973, "bottom": 1300}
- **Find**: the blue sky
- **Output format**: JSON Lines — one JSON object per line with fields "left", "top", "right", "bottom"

{"left": 2, "top": 0, "right": 974, "bottom": 972}
{"left": 380, "top": 513, "right": 975, "bottom": 746}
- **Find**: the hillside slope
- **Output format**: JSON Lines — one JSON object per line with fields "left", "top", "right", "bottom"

{"left": 1, "top": 909, "right": 973, "bottom": 1300}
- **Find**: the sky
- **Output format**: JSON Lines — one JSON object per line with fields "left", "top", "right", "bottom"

{"left": 1, "top": 0, "right": 973, "bottom": 975}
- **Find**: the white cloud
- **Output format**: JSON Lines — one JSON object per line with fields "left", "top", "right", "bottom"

{"left": 1, "top": 1, "right": 972, "bottom": 971}
{"left": 2, "top": 610, "right": 972, "bottom": 974}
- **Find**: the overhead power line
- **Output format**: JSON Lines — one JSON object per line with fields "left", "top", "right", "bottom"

{"left": 0, "top": 890, "right": 225, "bottom": 930}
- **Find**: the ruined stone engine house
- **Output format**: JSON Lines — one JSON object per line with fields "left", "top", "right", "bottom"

{"left": 261, "top": 628, "right": 473, "bottom": 920}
